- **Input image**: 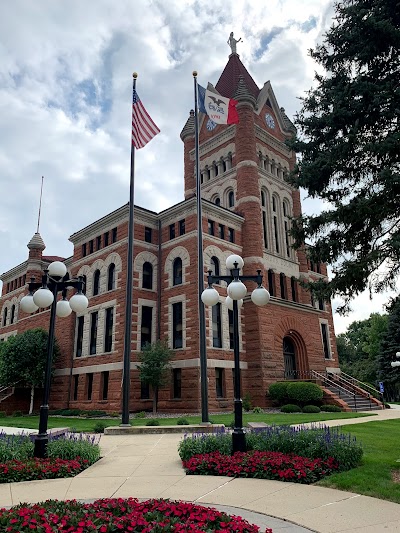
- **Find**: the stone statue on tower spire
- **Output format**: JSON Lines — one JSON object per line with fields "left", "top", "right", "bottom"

{"left": 227, "top": 32, "right": 242, "bottom": 54}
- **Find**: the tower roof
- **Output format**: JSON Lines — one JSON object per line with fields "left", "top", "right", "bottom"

{"left": 27, "top": 232, "right": 45, "bottom": 251}
{"left": 215, "top": 54, "right": 260, "bottom": 100}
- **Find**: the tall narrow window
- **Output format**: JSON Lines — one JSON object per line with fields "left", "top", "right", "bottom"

{"left": 211, "top": 256, "right": 220, "bottom": 284}
{"left": 261, "top": 191, "right": 268, "bottom": 249}
{"left": 218, "top": 224, "right": 225, "bottom": 239}
{"left": 75, "top": 316, "right": 84, "bottom": 357}
{"left": 179, "top": 219, "right": 186, "bottom": 235}
{"left": 10, "top": 305, "right": 15, "bottom": 324}
{"left": 173, "top": 258, "right": 182, "bottom": 286}
{"left": 93, "top": 270, "right": 100, "bottom": 296}
{"left": 173, "top": 368, "right": 182, "bottom": 399}
{"left": 145, "top": 227, "right": 152, "bottom": 243}
{"left": 90, "top": 312, "right": 98, "bottom": 355}
{"left": 291, "top": 277, "right": 297, "bottom": 302}
{"left": 283, "top": 200, "right": 291, "bottom": 257}
{"left": 96, "top": 235, "right": 102, "bottom": 250}
{"left": 273, "top": 217, "right": 279, "bottom": 253}
{"left": 169, "top": 224, "right": 175, "bottom": 239}
{"left": 228, "top": 309, "right": 234, "bottom": 349}
{"left": 104, "top": 307, "right": 114, "bottom": 352}
{"left": 86, "top": 373, "right": 93, "bottom": 400}
{"left": 212, "top": 303, "right": 222, "bottom": 348}
{"left": 112, "top": 227, "right": 118, "bottom": 243}
{"left": 228, "top": 228, "right": 235, "bottom": 243}
{"left": 172, "top": 302, "right": 183, "bottom": 349}
{"left": 89, "top": 240, "right": 94, "bottom": 254}
{"left": 73, "top": 375, "right": 79, "bottom": 401}
{"left": 143, "top": 262, "right": 153, "bottom": 289}
{"left": 82, "top": 243, "right": 87, "bottom": 257}
{"left": 268, "top": 269, "right": 275, "bottom": 297}
{"left": 215, "top": 368, "right": 224, "bottom": 398}
{"left": 141, "top": 306, "right": 153, "bottom": 348}
{"left": 215, "top": 197, "right": 221, "bottom": 206}
{"left": 208, "top": 220, "right": 214, "bottom": 235}
{"left": 280, "top": 273, "right": 287, "bottom": 299}
{"left": 104, "top": 231, "right": 109, "bottom": 246}
{"left": 228, "top": 191, "right": 235, "bottom": 207}
{"left": 321, "top": 323, "right": 331, "bottom": 359}
{"left": 107, "top": 263, "right": 116, "bottom": 290}
{"left": 318, "top": 299, "right": 325, "bottom": 311}
{"left": 2, "top": 308, "right": 7, "bottom": 327}
{"left": 101, "top": 371, "right": 109, "bottom": 400}
{"left": 82, "top": 275, "right": 87, "bottom": 295}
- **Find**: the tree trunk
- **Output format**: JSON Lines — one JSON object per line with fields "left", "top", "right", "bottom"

{"left": 153, "top": 387, "right": 158, "bottom": 415}
{"left": 29, "top": 386, "right": 34, "bottom": 415}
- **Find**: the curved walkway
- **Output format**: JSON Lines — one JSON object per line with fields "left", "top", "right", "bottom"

{"left": 1, "top": 408, "right": 400, "bottom": 532}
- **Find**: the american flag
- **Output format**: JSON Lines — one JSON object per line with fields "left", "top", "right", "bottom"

{"left": 132, "top": 89, "right": 160, "bottom": 149}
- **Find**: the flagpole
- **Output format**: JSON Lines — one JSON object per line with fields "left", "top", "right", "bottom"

{"left": 193, "top": 71, "right": 209, "bottom": 424}
{"left": 121, "top": 72, "right": 137, "bottom": 426}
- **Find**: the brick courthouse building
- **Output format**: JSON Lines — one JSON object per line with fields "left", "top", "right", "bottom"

{"left": 0, "top": 51, "right": 340, "bottom": 414}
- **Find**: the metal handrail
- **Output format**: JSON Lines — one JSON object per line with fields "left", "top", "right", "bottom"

{"left": 310, "top": 370, "right": 358, "bottom": 409}
{"left": 339, "top": 371, "right": 383, "bottom": 402}
{"left": 329, "top": 373, "right": 372, "bottom": 408}
{"left": 0, "top": 380, "right": 22, "bottom": 395}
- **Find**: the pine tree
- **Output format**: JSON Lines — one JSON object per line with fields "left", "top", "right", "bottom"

{"left": 287, "top": 0, "right": 400, "bottom": 312}
{"left": 377, "top": 297, "right": 400, "bottom": 401}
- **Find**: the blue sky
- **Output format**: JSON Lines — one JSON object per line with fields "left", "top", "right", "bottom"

{"left": 0, "top": 0, "right": 393, "bottom": 333}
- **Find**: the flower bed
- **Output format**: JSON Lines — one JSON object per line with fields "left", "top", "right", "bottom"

{"left": 0, "top": 457, "right": 90, "bottom": 483}
{"left": 183, "top": 450, "right": 339, "bottom": 483}
{"left": 0, "top": 497, "right": 273, "bottom": 532}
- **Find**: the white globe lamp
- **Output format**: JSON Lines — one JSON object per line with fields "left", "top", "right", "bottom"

{"left": 33, "top": 288, "right": 54, "bottom": 308}
{"left": 201, "top": 287, "right": 220, "bottom": 306}
{"left": 20, "top": 294, "right": 39, "bottom": 314}
{"left": 226, "top": 254, "right": 244, "bottom": 270}
{"left": 48, "top": 261, "right": 67, "bottom": 278}
{"left": 69, "top": 293, "right": 89, "bottom": 313}
{"left": 225, "top": 296, "right": 243, "bottom": 310}
{"left": 251, "top": 286, "right": 270, "bottom": 306}
{"left": 56, "top": 298, "right": 72, "bottom": 317}
{"left": 227, "top": 280, "right": 247, "bottom": 300}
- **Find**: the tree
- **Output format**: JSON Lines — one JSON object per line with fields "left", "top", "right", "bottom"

{"left": 377, "top": 297, "right": 400, "bottom": 401}
{"left": 336, "top": 313, "right": 388, "bottom": 383}
{"left": 0, "top": 328, "right": 60, "bottom": 414}
{"left": 287, "top": 0, "right": 400, "bottom": 313}
{"left": 137, "top": 340, "right": 173, "bottom": 414}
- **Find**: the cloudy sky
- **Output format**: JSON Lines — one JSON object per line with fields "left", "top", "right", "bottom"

{"left": 0, "top": 0, "right": 393, "bottom": 334}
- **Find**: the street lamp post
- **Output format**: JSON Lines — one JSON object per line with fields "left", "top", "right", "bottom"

{"left": 20, "top": 261, "right": 88, "bottom": 458}
{"left": 391, "top": 352, "right": 400, "bottom": 368}
{"left": 201, "top": 254, "right": 270, "bottom": 453}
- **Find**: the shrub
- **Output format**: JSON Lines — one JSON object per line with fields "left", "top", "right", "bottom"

{"left": 135, "top": 411, "right": 147, "bottom": 419}
{"left": 176, "top": 417, "right": 190, "bottom": 425}
{"left": 0, "top": 433, "right": 33, "bottom": 462}
{"left": 0, "top": 412, "right": 7, "bottom": 418}
{"left": 252, "top": 406, "right": 263, "bottom": 413}
{"left": 268, "top": 382, "right": 290, "bottom": 404}
{"left": 56, "top": 409, "right": 82, "bottom": 417}
{"left": 286, "top": 382, "right": 323, "bottom": 405}
{"left": 47, "top": 433, "right": 100, "bottom": 465}
{"left": 12, "top": 411, "right": 23, "bottom": 417}
{"left": 302, "top": 405, "right": 321, "bottom": 413}
{"left": 178, "top": 429, "right": 231, "bottom": 461}
{"left": 321, "top": 404, "right": 342, "bottom": 412}
{"left": 93, "top": 422, "right": 107, "bottom": 433}
{"left": 146, "top": 419, "right": 160, "bottom": 426}
{"left": 84, "top": 410, "right": 108, "bottom": 418}
{"left": 281, "top": 404, "right": 302, "bottom": 413}
{"left": 242, "top": 393, "right": 253, "bottom": 411}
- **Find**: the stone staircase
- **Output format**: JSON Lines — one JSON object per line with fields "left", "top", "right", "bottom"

{"left": 325, "top": 384, "right": 382, "bottom": 411}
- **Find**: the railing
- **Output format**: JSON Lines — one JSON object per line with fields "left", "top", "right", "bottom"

{"left": 0, "top": 380, "right": 22, "bottom": 400}
{"left": 338, "top": 371, "right": 383, "bottom": 405}
{"left": 310, "top": 370, "right": 359, "bottom": 410}
{"left": 328, "top": 372, "right": 373, "bottom": 409}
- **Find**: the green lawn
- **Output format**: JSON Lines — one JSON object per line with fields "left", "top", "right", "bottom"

{"left": 0, "top": 411, "right": 373, "bottom": 433}
{"left": 318, "top": 419, "right": 400, "bottom": 503}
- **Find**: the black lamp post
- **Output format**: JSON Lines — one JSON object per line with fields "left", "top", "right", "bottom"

{"left": 201, "top": 254, "right": 270, "bottom": 453}
{"left": 20, "top": 261, "right": 88, "bottom": 458}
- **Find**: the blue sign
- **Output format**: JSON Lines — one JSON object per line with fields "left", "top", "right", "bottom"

{"left": 379, "top": 382, "right": 384, "bottom": 393}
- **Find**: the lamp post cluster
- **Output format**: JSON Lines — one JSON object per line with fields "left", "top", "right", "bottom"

{"left": 201, "top": 254, "right": 270, "bottom": 453}
{"left": 20, "top": 261, "right": 88, "bottom": 458}
{"left": 391, "top": 353, "right": 400, "bottom": 368}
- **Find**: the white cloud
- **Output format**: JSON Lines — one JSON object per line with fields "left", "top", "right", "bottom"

{"left": 0, "top": 0, "right": 391, "bottom": 336}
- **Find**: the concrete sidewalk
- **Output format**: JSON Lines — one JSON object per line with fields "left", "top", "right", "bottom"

{"left": 1, "top": 409, "right": 400, "bottom": 532}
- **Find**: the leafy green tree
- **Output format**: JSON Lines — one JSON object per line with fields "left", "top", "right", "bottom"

{"left": 138, "top": 340, "right": 173, "bottom": 414}
{"left": 377, "top": 297, "right": 400, "bottom": 401}
{"left": 0, "top": 328, "right": 60, "bottom": 414}
{"left": 287, "top": 0, "right": 400, "bottom": 313}
{"left": 336, "top": 313, "right": 388, "bottom": 383}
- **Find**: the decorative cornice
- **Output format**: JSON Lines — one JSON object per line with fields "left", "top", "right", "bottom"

{"left": 189, "top": 126, "right": 236, "bottom": 160}
{"left": 255, "top": 125, "right": 292, "bottom": 158}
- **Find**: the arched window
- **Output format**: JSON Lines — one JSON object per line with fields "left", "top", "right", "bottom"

{"left": 82, "top": 275, "right": 87, "bottom": 295}
{"left": 173, "top": 258, "right": 183, "bottom": 286}
{"left": 268, "top": 269, "right": 275, "bottom": 297}
{"left": 228, "top": 191, "right": 235, "bottom": 208}
{"left": 214, "top": 162, "right": 219, "bottom": 177}
{"left": 2, "top": 308, "right": 7, "bottom": 327}
{"left": 215, "top": 197, "right": 221, "bottom": 206}
{"left": 211, "top": 256, "right": 220, "bottom": 284}
{"left": 283, "top": 199, "right": 291, "bottom": 258}
{"left": 283, "top": 337, "right": 296, "bottom": 379}
{"left": 291, "top": 277, "right": 297, "bottom": 302}
{"left": 272, "top": 195, "right": 280, "bottom": 254}
{"left": 10, "top": 305, "right": 15, "bottom": 324}
{"left": 107, "top": 263, "right": 116, "bottom": 291}
{"left": 280, "top": 273, "right": 287, "bottom": 299}
{"left": 143, "top": 262, "right": 153, "bottom": 290}
{"left": 93, "top": 270, "right": 100, "bottom": 296}
{"left": 222, "top": 159, "right": 227, "bottom": 172}
{"left": 261, "top": 191, "right": 268, "bottom": 249}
